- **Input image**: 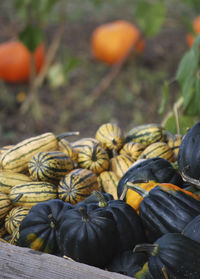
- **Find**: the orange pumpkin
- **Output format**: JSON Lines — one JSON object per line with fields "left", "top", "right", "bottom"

{"left": 91, "top": 20, "right": 144, "bottom": 65}
{"left": 0, "top": 40, "right": 45, "bottom": 83}
{"left": 125, "top": 181, "right": 199, "bottom": 212}
{"left": 186, "top": 15, "right": 200, "bottom": 47}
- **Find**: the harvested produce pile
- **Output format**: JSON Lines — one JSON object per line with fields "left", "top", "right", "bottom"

{"left": 0, "top": 121, "right": 200, "bottom": 278}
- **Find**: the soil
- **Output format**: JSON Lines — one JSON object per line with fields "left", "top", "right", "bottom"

{"left": 0, "top": 2, "right": 189, "bottom": 146}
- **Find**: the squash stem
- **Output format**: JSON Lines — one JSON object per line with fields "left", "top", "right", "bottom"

{"left": 126, "top": 182, "right": 149, "bottom": 198}
{"left": 48, "top": 213, "right": 57, "bottom": 229}
{"left": 134, "top": 243, "right": 159, "bottom": 256}
{"left": 92, "top": 190, "right": 108, "bottom": 207}
{"left": 119, "top": 179, "right": 149, "bottom": 200}
{"left": 12, "top": 193, "right": 23, "bottom": 203}
{"left": 181, "top": 170, "right": 200, "bottom": 188}
{"left": 91, "top": 143, "right": 98, "bottom": 162}
{"left": 56, "top": 131, "right": 80, "bottom": 140}
{"left": 78, "top": 207, "right": 91, "bottom": 222}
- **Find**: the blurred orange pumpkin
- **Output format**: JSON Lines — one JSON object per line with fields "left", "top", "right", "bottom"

{"left": 91, "top": 20, "right": 145, "bottom": 65}
{"left": 0, "top": 40, "right": 45, "bottom": 83}
{"left": 186, "top": 15, "right": 200, "bottom": 47}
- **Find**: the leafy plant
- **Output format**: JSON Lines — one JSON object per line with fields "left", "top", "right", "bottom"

{"left": 135, "top": 0, "right": 167, "bottom": 37}
{"left": 160, "top": 34, "right": 200, "bottom": 133}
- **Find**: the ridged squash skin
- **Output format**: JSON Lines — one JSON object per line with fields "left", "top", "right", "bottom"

{"left": 77, "top": 142, "right": 109, "bottom": 174}
{"left": 182, "top": 214, "right": 200, "bottom": 243}
{"left": 1, "top": 133, "right": 58, "bottom": 173}
{"left": 107, "top": 250, "right": 148, "bottom": 277}
{"left": 18, "top": 199, "right": 73, "bottom": 255}
{"left": 84, "top": 194, "right": 147, "bottom": 252}
{"left": 58, "top": 204, "right": 119, "bottom": 268}
{"left": 0, "top": 193, "right": 12, "bottom": 219}
{"left": 28, "top": 151, "right": 74, "bottom": 183}
{"left": 95, "top": 123, "right": 125, "bottom": 151}
{"left": 97, "top": 171, "right": 119, "bottom": 199}
{"left": 120, "top": 142, "right": 146, "bottom": 161}
{"left": 0, "top": 171, "right": 32, "bottom": 194}
{"left": 117, "top": 157, "right": 184, "bottom": 199}
{"left": 178, "top": 121, "right": 200, "bottom": 180}
{"left": 58, "top": 138, "right": 78, "bottom": 162}
{"left": 110, "top": 154, "right": 133, "bottom": 179}
{"left": 138, "top": 142, "right": 176, "bottom": 162}
{"left": 136, "top": 233, "right": 200, "bottom": 279}
{"left": 58, "top": 168, "right": 99, "bottom": 204}
{"left": 5, "top": 206, "right": 30, "bottom": 235}
{"left": 136, "top": 185, "right": 200, "bottom": 241}
{"left": 125, "top": 123, "right": 164, "bottom": 148}
{"left": 9, "top": 181, "right": 58, "bottom": 207}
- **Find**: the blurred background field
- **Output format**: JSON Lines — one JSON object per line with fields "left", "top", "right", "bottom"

{"left": 0, "top": 0, "right": 199, "bottom": 145}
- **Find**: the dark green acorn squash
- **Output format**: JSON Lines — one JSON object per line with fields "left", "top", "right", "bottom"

{"left": 182, "top": 214, "right": 200, "bottom": 243}
{"left": 117, "top": 157, "right": 184, "bottom": 199}
{"left": 128, "top": 184, "right": 200, "bottom": 242}
{"left": 134, "top": 233, "right": 200, "bottom": 279}
{"left": 82, "top": 190, "right": 147, "bottom": 252}
{"left": 107, "top": 250, "right": 148, "bottom": 277}
{"left": 18, "top": 199, "right": 73, "bottom": 255}
{"left": 178, "top": 121, "right": 200, "bottom": 185}
{"left": 58, "top": 204, "right": 119, "bottom": 268}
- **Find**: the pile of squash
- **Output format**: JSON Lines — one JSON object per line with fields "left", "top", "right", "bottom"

{"left": 1, "top": 121, "right": 200, "bottom": 278}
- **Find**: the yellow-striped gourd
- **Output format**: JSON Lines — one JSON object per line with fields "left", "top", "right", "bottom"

{"left": 1, "top": 131, "right": 79, "bottom": 173}
{"left": 1, "top": 133, "right": 59, "bottom": 173}
{"left": 0, "top": 171, "right": 32, "bottom": 194}
{"left": 97, "top": 171, "right": 119, "bottom": 200}
{"left": 138, "top": 142, "right": 176, "bottom": 162}
{"left": 58, "top": 168, "right": 99, "bottom": 204}
{"left": 0, "top": 193, "right": 12, "bottom": 219}
{"left": 5, "top": 206, "right": 30, "bottom": 235}
{"left": 120, "top": 142, "right": 146, "bottom": 161}
{"left": 167, "top": 134, "right": 182, "bottom": 158}
{"left": 58, "top": 138, "right": 78, "bottom": 162}
{"left": 77, "top": 142, "right": 109, "bottom": 174}
{"left": 9, "top": 181, "right": 57, "bottom": 207}
{"left": 0, "top": 221, "right": 6, "bottom": 238}
{"left": 71, "top": 137, "right": 99, "bottom": 152}
{"left": 28, "top": 151, "right": 75, "bottom": 184}
{"left": 125, "top": 123, "right": 165, "bottom": 148}
{"left": 110, "top": 154, "right": 133, "bottom": 178}
{"left": 95, "top": 123, "right": 125, "bottom": 151}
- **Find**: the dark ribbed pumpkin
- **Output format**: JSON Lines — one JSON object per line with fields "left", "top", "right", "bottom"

{"left": 107, "top": 250, "right": 148, "bottom": 277}
{"left": 182, "top": 214, "right": 200, "bottom": 243}
{"left": 81, "top": 190, "right": 146, "bottom": 252}
{"left": 18, "top": 199, "right": 73, "bottom": 255}
{"left": 134, "top": 233, "right": 200, "bottom": 279}
{"left": 58, "top": 204, "right": 119, "bottom": 268}
{"left": 128, "top": 184, "right": 200, "bottom": 241}
{"left": 117, "top": 157, "right": 184, "bottom": 199}
{"left": 178, "top": 121, "right": 200, "bottom": 184}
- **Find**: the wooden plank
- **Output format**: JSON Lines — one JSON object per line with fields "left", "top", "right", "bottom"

{"left": 0, "top": 242, "right": 134, "bottom": 279}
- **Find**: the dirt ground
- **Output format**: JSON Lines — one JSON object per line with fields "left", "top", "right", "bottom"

{"left": 0, "top": 1, "right": 190, "bottom": 146}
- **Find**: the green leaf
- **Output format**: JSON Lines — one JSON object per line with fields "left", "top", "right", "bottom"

{"left": 179, "top": 0, "right": 200, "bottom": 10}
{"left": 158, "top": 81, "right": 169, "bottom": 114}
{"left": 181, "top": 74, "right": 195, "bottom": 109}
{"left": 184, "top": 72, "right": 200, "bottom": 115}
{"left": 164, "top": 114, "right": 196, "bottom": 135}
{"left": 19, "top": 25, "right": 44, "bottom": 52}
{"left": 135, "top": 0, "right": 166, "bottom": 37}
{"left": 176, "top": 49, "right": 198, "bottom": 85}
